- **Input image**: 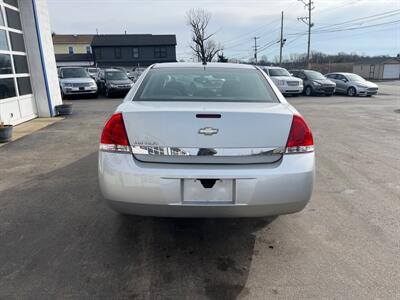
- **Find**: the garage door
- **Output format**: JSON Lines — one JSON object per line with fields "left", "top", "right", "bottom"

{"left": 383, "top": 64, "right": 400, "bottom": 79}
{"left": 0, "top": 2, "right": 37, "bottom": 125}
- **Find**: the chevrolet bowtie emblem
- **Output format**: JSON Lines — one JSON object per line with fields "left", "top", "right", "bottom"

{"left": 198, "top": 127, "right": 219, "bottom": 136}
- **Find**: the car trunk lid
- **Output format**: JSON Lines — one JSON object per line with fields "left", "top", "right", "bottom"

{"left": 120, "top": 101, "right": 293, "bottom": 164}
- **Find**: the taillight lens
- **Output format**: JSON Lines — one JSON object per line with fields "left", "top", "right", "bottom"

{"left": 99, "top": 113, "right": 131, "bottom": 153}
{"left": 285, "top": 115, "right": 314, "bottom": 154}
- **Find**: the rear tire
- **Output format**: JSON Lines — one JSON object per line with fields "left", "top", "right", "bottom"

{"left": 347, "top": 87, "right": 356, "bottom": 97}
{"left": 105, "top": 88, "right": 111, "bottom": 98}
{"left": 305, "top": 86, "right": 313, "bottom": 96}
{"left": 60, "top": 88, "right": 66, "bottom": 100}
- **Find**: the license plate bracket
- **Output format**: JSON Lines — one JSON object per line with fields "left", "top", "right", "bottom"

{"left": 182, "top": 179, "right": 235, "bottom": 204}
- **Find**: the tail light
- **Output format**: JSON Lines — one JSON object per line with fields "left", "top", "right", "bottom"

{"left": 99, "top": 113, "right": 131, "bottom": 153}
{"left": 285, "top": 115, "right": 314, "bottom": 154}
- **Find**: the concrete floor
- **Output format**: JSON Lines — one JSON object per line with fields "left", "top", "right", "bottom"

{"left": 0, "top": 82, "right": 399, "bottom": 299}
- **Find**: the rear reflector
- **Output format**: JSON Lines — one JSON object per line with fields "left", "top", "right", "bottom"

{"left": 285, "top": 115, "right": 314, "bottom": 154}
{"left": 99, "top": 113, "right": 131, "bottom": 153}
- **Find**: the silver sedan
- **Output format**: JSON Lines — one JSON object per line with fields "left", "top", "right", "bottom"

{"left": 325, "top": 72, "right": 378, "bottom": 96}
{"left": 98, "top": 63, "right": 315, "bottom": 218}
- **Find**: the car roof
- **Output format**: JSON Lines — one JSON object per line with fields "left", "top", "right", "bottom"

{"left": 326, "top": 72, "right": 353, "bottom": 75}
{"left": 103, "top": 68, "right": 123, "bottom": 72}
{"left": 152, "top": 62, "right": 257, "bottom": 70}
{"left": 59, "top": 67, "right": 84, "bottom": 69}
{"left": 262, "top": 66, "right": 285, "bottom": 69}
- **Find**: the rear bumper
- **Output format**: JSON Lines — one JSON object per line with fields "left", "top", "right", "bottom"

{"left": 98, "top": 152, "right": 315, "bottom": 218}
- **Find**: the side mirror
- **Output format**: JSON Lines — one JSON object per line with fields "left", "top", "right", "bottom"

{"left": 342, "top": 78, "right": 348, "bottom": 82}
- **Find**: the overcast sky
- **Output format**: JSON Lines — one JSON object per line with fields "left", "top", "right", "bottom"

{"left": 47, "top": 0, "right": 400, "bottom": 61}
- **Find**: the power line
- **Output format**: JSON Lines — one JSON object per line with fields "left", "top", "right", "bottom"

{"left": 288, "top": 9, "right": 400, "bottom": 36}
{"left": 221, "top": 18, "right": 280, "bottom": 46}
{"left": 316, "top": 9, "right": 400, "bottom": 30}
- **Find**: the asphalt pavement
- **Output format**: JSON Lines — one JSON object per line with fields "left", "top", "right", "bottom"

{"left": 0, "top": 82, "right": 399, "bottom": 299}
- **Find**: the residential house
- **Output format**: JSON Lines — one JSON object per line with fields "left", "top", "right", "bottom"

{"left": 91, "top": 34, "right": 177, "bottom": 68}
{"left": 52, "top": 34, "right": 94, "bottom": 67}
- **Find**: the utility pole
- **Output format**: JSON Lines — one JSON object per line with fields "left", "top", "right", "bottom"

{"left": 297, "top": 0, "right": 314, "bottom": 68}
{"left": 279, "top": 11, "right": 286, "bottom": 65}
{"left": 253, "top": 36, "right": 260, "bottom": 64}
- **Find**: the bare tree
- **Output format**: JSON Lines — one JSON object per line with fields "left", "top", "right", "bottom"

{"left": 186, "top": 8, "right": 222, "bottom": 63}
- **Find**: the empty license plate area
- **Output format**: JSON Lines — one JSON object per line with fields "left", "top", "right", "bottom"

{"left": 182, "top": 179, "right": 235, "bottom": 204}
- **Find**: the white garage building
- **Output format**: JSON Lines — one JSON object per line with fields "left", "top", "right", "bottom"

{"left": 0, "top": 0, "right": 61, "bottom": 126}
{"left": 353, "top": 58, "right": 400, "bottom": 80}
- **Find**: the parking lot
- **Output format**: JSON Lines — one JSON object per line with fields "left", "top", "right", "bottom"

{"left": 0, "top": 81, "right": 399, "bottom": 299}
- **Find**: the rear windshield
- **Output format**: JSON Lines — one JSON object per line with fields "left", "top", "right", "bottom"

{"left": 134, "top": 67, "right": 278, "bottom": 102}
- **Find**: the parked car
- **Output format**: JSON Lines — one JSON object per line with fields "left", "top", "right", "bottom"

{"left": 110, "top": 67, "right": 133, "bottom": 79}
{"left": 86, "top": 67, "right": 100, "bottom": 79}
{"left": 261, "top": 66, "right": 303, "bottom": 96}
{"left": 98, "top": 63, "right": 315, "bottom": 218}
{"left": 290, "top": 69, "right": 336, "bottom": 96}
{"left": 58, "top": 67, "right": 98, "bottom": 99}
{"left": 96, "top": 69, "right": 134, "bottom": 97}
{"left": 130, "top": 67, "right": 146, "bottom": 82}
{"left": 325, "top": 72, "right": 378, "bottom": 96}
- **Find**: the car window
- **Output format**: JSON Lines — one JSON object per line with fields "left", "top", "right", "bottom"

{"left": 346, "top": 74, "right": 366, "bottom": 82}
{"left": 304, "top": 70, "right": 326, "bottom": 80}
{"left": 294, "top": 72, "right": 306, "bottom": 79}
{"left": 268, "top": 68, "right": 291, "bottom": 77}
{"left": 105, "top": 71, "right": 128, "bottom": 80}
{"left": 61, "top": 68, "right": 89, "bottom": 78}
{"left": 134, "top": 67, "right": 279, "bottom": 103}
{"left": 326, "top": 74, "right": 335, "bottom": 79}
{"left": 336, "top": 74, "right": 346, "bottom": 81}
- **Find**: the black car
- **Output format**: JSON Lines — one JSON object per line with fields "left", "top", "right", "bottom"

{"left": 96, "top": 69, "right": 134, "bottom": 97}
{"left": 290, "top": 69, "right": 336, "bottom": 96}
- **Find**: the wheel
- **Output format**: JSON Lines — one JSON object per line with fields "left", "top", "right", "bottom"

{"left": 60, "top": 88, "right": 65, "bottom": 99}
{"left": 105, "top": 87, "right": 111, "bottom": 98}
{"left": 305, "top": 86, "right": 313, "bottom": 96}
{"left": 347, "top": 87, "right": 356, "bottom": 97}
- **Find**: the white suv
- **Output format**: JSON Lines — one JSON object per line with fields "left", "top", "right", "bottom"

{"left": 262, "top": 66, "right": 303, "bottom": 96}
{"left": 58, "top": 67, "right": 98, "bottom": 99}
